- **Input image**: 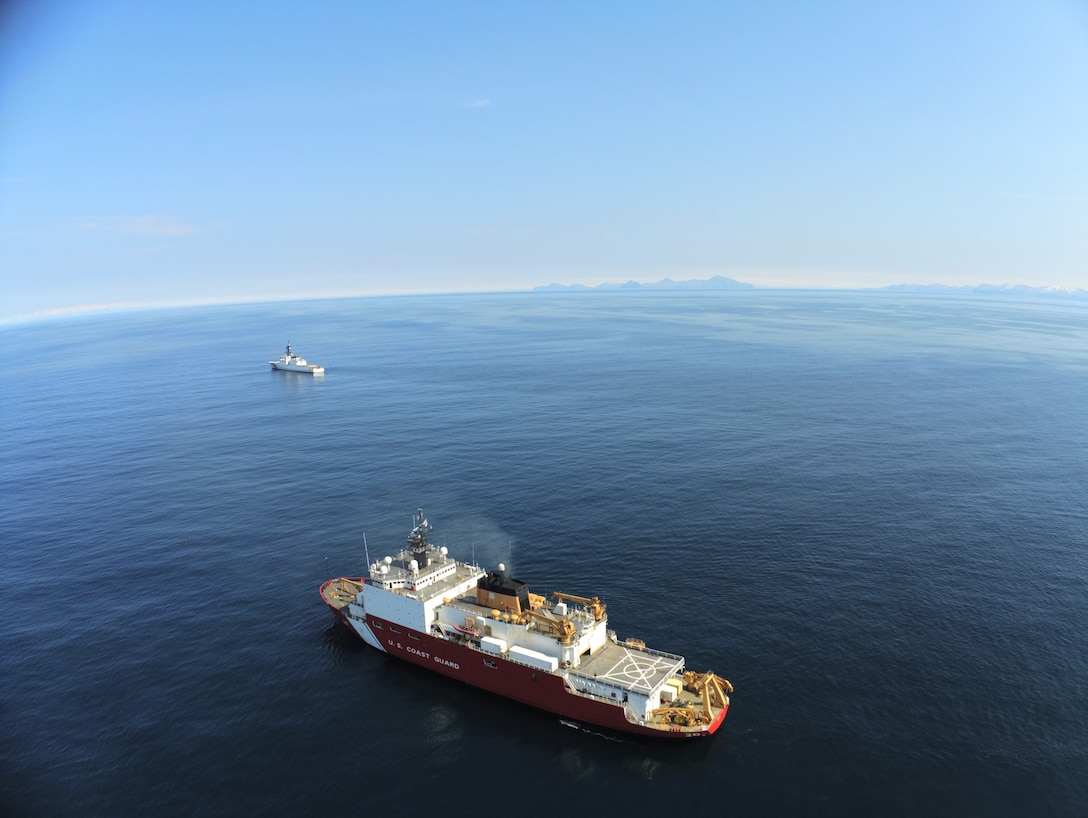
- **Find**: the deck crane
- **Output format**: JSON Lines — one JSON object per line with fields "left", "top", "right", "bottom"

{"left": 521, "top": 609, "right": 577, "bottom": 643}
{"left": 551, "top": 591, "right": 607, "bottom": 621}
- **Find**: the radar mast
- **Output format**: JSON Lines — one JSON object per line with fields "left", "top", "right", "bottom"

{"left": 407, "top": 508, "right": 431, "bottom": 569}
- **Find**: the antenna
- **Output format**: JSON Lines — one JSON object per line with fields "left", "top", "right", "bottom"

{"left": 363, "top": 533, "right": 370, "bottom": 570}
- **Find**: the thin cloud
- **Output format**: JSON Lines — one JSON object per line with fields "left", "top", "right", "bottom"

{"left": 78, "top": 215, "right": 204, "bottom": 237}
{"left": 465, "top": 98, "right": 492, "bottom": 109}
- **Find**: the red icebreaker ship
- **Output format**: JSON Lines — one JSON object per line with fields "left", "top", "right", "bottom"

{"left": 321, "top": 509, "right": 732, "bottom": 739}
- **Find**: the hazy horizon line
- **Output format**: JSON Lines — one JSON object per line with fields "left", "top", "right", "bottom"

{"left": 5, "top": 279, "right": 1086, "bottom": 326}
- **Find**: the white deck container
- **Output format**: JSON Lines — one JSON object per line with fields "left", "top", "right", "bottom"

{"left": 481, "top": 636, "right": 507, "bottom": 655}
{"left": 509, "top": 645, "right": 560, "bottom": 672}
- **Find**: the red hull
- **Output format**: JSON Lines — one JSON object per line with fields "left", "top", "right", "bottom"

{"left": 359, "top": 612, "right": 724, "bottom": 739}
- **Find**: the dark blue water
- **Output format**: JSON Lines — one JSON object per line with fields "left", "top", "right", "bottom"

{"left": 2, "top": 291, "right": 1086, "bottom": 816}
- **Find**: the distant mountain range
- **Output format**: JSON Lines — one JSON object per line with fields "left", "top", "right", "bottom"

{"left": 533, "top": 277, "right": 1087, "bottom": 299}
{"left": 533, "top": 275, "right": 755, "bottom": 292}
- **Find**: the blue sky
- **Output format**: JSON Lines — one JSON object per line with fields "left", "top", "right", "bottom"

{"left": 2, "top": 0, "right": 1086, "bottom": 318}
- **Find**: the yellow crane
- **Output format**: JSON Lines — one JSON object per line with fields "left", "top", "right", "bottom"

{"left": 522, "top": 609, "right": 577, "bottom": 643}
{"left": 684, "top": 671, "right": 733, "bottom": 722}
{"left": 650, "top": 704, "right": 698, "bottom": 727}
{"left": 652, "top": 672, "right": 734, "bottom": 727}
{"left": 551, "top": 592, "right": 607, "bottom": 621}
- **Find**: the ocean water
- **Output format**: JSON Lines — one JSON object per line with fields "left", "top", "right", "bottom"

{"left": 1, "top": 290, "right": 1086, "bottom": 816}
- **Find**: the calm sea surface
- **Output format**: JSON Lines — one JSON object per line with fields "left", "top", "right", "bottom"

{"left": 2, "top": 291, "right": 1086, "bottom": 816}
